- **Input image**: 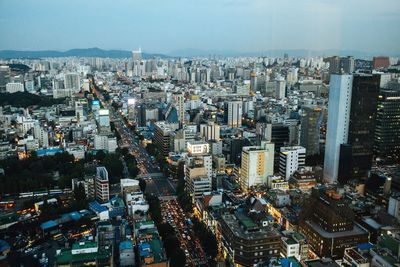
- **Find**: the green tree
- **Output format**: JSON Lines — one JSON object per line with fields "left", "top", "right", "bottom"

{"left": 169, "top": 248, "right": 186, "bottom": 267}
{"left": 95, "top": 150, "right": 106, "bottom": 162}
{"left": 139, "top": 178, "right": 146, "bottom": 192}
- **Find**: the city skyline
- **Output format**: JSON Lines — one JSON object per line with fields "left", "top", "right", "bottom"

{"left": 0, "top": 0, "right": 399, "bottom": 54}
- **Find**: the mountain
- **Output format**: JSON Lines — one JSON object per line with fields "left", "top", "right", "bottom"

{"left": 168, "top": 48, "right": 400, "bottom": 58}
{"left": 0, "top": 47, "right": 170, "bottom": 59}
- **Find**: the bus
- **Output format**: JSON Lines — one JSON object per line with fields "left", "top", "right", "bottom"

{"left": 52, "top": 234, "right": 64, "bottom": 241}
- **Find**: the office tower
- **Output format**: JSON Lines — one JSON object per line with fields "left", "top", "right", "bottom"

{"left": 239, "top": 141, "right": 274, "bottom": 190}
{"left": 185, "top": 141, "right": 212, "bottom": 200}
{"left": 98, "top": 109, "right": 110, "bottom": 128}
{"left": 373, "top": 56, "right": 390, "bottom": 69}
{"left": 323, "top": 75, "right": 353, "bottom": 183}
{"left": 132, "top": 48, "right": 142, "bottom": 77}
{"left": 132, "top": 48, "right": 142, "bottom": 61}
{"left": 324, "top": 74, "right": 380, "bottom": 183}
{"left": 172, "top": 92, "right": 185, "bottom": 124}
{"left": 64, "top": 73, "right": 80, "bottom": 91}
{"left": 96, "top": 166, "right": 110, "bottom": 203}
{"left": 154, "top": 121, "right": 179, "bottom": 156}
{"left": 279, "top": 146, "right": 306, "bottom": 180}
{"left": 340, "top": 56, "right": 355, "bottom": 73}
{"left": 374, "top": 90, "right": 400, "bottom": 161}
{"left": 275, "top": 78, "right": 286, "bottom": 99}
{"left": 224, "top": 100, "right": 243, "bottom": 127}
{"left": 286, "top": 68, "right": 299, "bottom": 86}
{"left": 300, "top": 106, "right": 324, "bottom": 156}
{"left": 348, "top": 74, "right": 380, "bottom": 179}
{"left": 200, "top": 121, "right": 220, "bottom": 141}
{"left": 327, "top": 56, "right": 340, "bottom": 74}
{"left": 299, "top": 188, "right": 369, "bottom": 259}
{"left": 5, "top": 82, "right": 24, "bottom": 93}
{"left": 33, "top": 122, "right": 49, "bottom": 148}
{"left": 25, "top": 80, "right": 35, "bottom": 93}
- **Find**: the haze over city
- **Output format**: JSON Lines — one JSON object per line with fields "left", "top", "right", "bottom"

{"left": 0, "top": 0, "right": 399, "bottom": 55}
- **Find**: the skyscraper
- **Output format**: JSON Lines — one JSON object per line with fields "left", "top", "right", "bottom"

{"left": 132, "top": 47, "right": 143, "bottom": 76}
{"left": 300, "top": 106, "right": 324, "bottom": 156}
{"left": 172, "top": 92, "right": 185, "bottom": 124}
{"left": 348, "top": 74, "right": 380, "bottom": 179}
{"left": 64, "top": 73, "right": 80, "bottom": 91}
{"left": 374, "top": 90, "right": 400, "bottom": 161}
{"left": 323, "top": 74, "right": 353, "bottom": 183}
{"left": 132, "top": 47, "right": 142, "bottom": 61}
{"left": 224, "top": 100, "right": 243, "bottom": 128}
{"left": 324, "top": 74, "right": 380, "bottom": 183}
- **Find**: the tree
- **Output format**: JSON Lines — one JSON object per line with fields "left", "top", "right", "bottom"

{"left": 139, "top": 179, "right": 146, "bottom": 192}
{"left": 169, "top": 248, "right": 186, "bottom": 267}
{"left": 102, "top": 153, "right": 123, "bottom": 183}
{"left": 95, "top": 150, "right": 106, "bottom": 162}
{"left": 163, "top": 235, "right": 180, "bottom": 257}
{"left": 158, "top": 223, "right": 175, "bottom": 239}
{"left": 74, "top": 183, "right": 87, "bottom": 203}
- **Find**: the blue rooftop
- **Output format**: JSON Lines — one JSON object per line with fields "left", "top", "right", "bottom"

{"left": 89, "top": 201, "right": 108, "bottom": 213}
{"left": 36, "top": 148, "right": 63, "bottom": 156}
{"left": 119, "top": 240, "right": 133, "bottom": 251}
{"left": 357, "top": 243, "right": 374, "bottom": 251}
{"left": 40, "top": 220, "right": 58, "bottom": 230}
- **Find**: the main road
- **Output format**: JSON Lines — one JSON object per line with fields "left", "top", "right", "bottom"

{"left": 93, "top": 79, "right": 176, "bottom": 196}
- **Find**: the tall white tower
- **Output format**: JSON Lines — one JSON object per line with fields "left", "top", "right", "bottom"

{"left": 323, "top": 74, "right": 353, "bottom": 183}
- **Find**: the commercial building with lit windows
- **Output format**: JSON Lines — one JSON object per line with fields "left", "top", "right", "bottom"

{"left": 374, "top": 90, "right": 400, "bottom": 161}
{"left": 219, "top": 210, "right": 281, "bottom": 267}
{"left": 299, "top": 188, "right": 369, "bottom": 259}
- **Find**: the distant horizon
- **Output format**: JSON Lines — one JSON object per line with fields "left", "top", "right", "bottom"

{"left": 0, "top": 47, "right": 398, "bottom": 59}
{"left": 1, "top": 0, "right": 399, "bottom": 55}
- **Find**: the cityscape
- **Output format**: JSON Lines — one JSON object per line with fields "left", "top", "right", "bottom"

{"left": 0, "top": 1, "right": 400, "bottom": 267}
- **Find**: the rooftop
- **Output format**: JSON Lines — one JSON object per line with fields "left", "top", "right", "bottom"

{"left": 305, "top": 220, "right": 367, "bottom": 238}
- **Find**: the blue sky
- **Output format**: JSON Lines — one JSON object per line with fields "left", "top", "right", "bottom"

{"left": 0, "top": 0, "right": 399, "bottom": 53}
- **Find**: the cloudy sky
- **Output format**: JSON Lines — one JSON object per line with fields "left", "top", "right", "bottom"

{"left": 0, "top": 0, "right": 399, "bottom": 54}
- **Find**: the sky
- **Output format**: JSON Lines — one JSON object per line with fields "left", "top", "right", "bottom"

{"left": 0, "top": 0, "right": 399, "bottom": 54}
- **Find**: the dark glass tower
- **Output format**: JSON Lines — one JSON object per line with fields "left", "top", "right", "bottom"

{"left": 374, "top": 90, "right": 400, "bottom": 161}
{"left": 348, "top": 74, "right": 380, "bottom": 179}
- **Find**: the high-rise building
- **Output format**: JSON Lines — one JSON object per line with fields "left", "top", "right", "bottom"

{"left": 200, "top": 121, "right": 220, "bottom": 141}
{"left": 324, "top": 74, "right": 381, "bottom": 183}
{"left": 64, "top": 73, "right": 80, "bottom": 91}
{"left": 239, "top": 141, "right": 274, "bottom": 190}
{"left": 373, "top": 56, "right": 390, "bottom": 69}
{"left": 374, "top": 90, "right": 400, "bottom": 161}
{"left": 5, "top": 82, "right": 24, "bottom": 93}
{"left": 327, "top": 56, "right": 340, "bottom": 74}
{"left": 340, "top": 56, "right": 355, "bottom": 73}
{"left": 275, "top": 78, "right": 286, "bottom": 99}
{"left": 224, "top": 100, "right": 243, "bottom": 128}
{"left": 96, "top": 166, "right": 110, "bottom": 203}
{"left": 299, "top": 188, "right": 369, "bottom": 259}
{"left": 279, "top": 146, "right": 306, "bottom": 180}
{"left": 185, "top": 141, "right": 212, "bottom": 200}
{"left": 132, "top": 48, "right": 142, "bottom": 61}
{"left": 348, "top": 74, "right": 380, "bottom": 179}
{"left": 98, "top": 109, "right": 110, "bottom": 128}
{"left": 300, "top": 106, "right": 324, "bottom": 156}
{"left": 172, "top": 92, "right": 185, "bottom": 124}
{"left": 324, "top": 74, "right": 353, "bottom": 183}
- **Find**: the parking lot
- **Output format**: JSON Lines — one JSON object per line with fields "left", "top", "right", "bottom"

{"left": 160, "top": 198, "right": 208, "bottom": 267}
